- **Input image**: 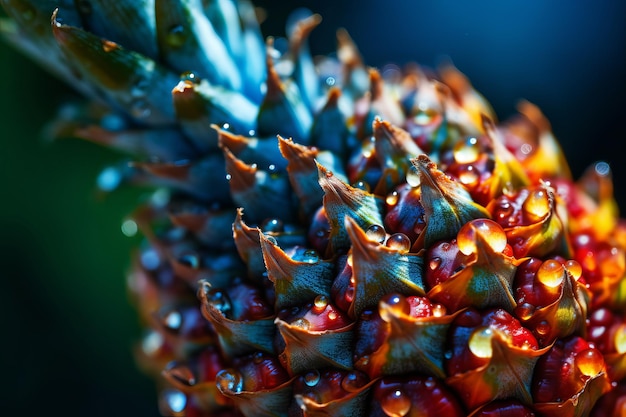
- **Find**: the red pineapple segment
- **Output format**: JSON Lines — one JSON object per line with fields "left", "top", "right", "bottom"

{"left": 384, "top": 183, "right": 426, "bottom": 242}
{"left": 370, "top": 376, "right": 465, "bottom": 417}
{"left": 532, "top": 336, "right": 611, "bottom": 416}
{"left": 446, "top": 308, "right": 539, "bottom": 376}
{"left": 424, "top": 239, "right": 468, "bottom": 290}
{"left": 292, "top": 368, "right": 370, "bottom": 405}
{"left": 587, "top": 307, "right": 626, "bottom": 380}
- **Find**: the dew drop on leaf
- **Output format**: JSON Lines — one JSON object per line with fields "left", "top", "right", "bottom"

{"left": 468, "top": 327, "right": 494, "bottom": 358}
{"left": 304, "top": 370, "right": 320, "bottom": 387}
{"left": 216, "top": 369, "right": 244, "bottom": 393}
{"left": 366, "top": 224, "right": 386, "bottom": 243}
{"left": 537, "top": 259, "right": 564, "bottom": 288}
{"left": 575, "top": 348, "right": 604, "bottom": 377}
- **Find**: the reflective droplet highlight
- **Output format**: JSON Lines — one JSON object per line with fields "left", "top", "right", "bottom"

{"left": 381, "top": 389, "right": 411, "bottom": 417}
{"left": 614, "top": 324, "right": 626, "bottom": 354}
{"left": 575, "top": 348, "right": 604, "bottom": 377}
{"left": 313, "top": 295, "right": 329, "bottom": 310}
{"left": 121, "top": 219, "right": 138, "bottom": 237}
{"left": 457, "top": 219, "right": 507, "bottom": 255}
{"left": 537, "top": 259, "right": 564, "bottom": 288}
{"left": 366, "top": 224, "right": 386, "bottom": 243}
{"left": 216, "top": 369, "right": 244, "bottom": 393}
{"left": 523, "top": 188, "right": 551, "bottom": 222}
{"left": 291, "top": 318, "right": 311, "bottom": 330}
{"left": 303, "top": 370, "right": 320, "bottom": 387}
{"left": 163, "top": 310, "right": 182, "bottom": 330}
{"left": 405, "top": 168, "right": 421, "bottom": 187}
{"left": 386, "top": 233, "right": 411, "bottom": 252}
{"left": 453, "top": 137, "right": 480, "bottom": 164}
{"left": 469, "top": 327, "right": 494, "bottom": 358}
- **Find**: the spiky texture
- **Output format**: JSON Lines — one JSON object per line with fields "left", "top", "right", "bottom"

{"left": 2, "top": 1, "right": 625, "bottom": 416}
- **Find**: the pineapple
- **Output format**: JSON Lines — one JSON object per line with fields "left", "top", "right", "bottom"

{"left": 2, "top": 1, "right": 625, "bottom": 416}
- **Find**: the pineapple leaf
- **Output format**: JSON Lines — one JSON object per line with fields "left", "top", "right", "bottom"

{"left": 259, "top": 233, "right": 334, "bottom": 310}
{"left": 412, "top": 154, "right": 491, "bottom": 249}
{"left": 295, "top": 379, "right": 377, "bottom": 417}
{"left": 345, "top": 216, "right": 425, "bottom": 318}
{"left": 275, "top": 318, "right": 354, "bottom": 376}
{"left": 217, "top": 378, "right": 294, "bottom": 417}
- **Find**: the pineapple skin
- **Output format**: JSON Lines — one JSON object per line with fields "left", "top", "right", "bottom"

{"left": 1, "top": 0, "right": 624, "bottom": 416}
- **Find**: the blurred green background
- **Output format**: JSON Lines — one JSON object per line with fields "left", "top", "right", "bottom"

{"left": 1, "top": 1, "right": 624, "bottom": 416}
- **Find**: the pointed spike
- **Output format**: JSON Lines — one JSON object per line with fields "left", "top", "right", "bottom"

{"left": 295, "top": 379, "right": 376, "bottom": 417}
{"left": 288, "top": 12, "right": 322, "bottom": 111}
{"left": 345, "top": 217, "right": 425, "bottom": 318}
{"left": 278, "top": 136, "right": 324, "bottom": 218}
{"left": 257, "top": 43, "right": 313, "bottom": 142}
{"left": 259, "top": 233, "right": 333, "bottom": 310}
{"left": 446, "top": 332, "right": 550, "bottom": 410}
{"left": 412, "top": 154, "right": 491, "bottom": 249}
{"left": 51, "top": 9, "right": 178, "bottom": 126}
{"left": 275, "top": 318, "right": 354, "bottom": 375}
{"left": 215, "top": 126, "right": 286, "bottom": 171}
{"left": 373, "top": 117, "right": 424, "bottom": 178}
{"left": 232, "top": 208, "right": 267, "bottom": 280}
{"left": 199, "top": 295, "right": 275, "bottom": 358}
{"left": 317, "top": 161, "right": 384, "bottom": 254}
{"left": 76, "top": 0, "right": 159, "bottom": 59}
{"left": 223, "top": 147, "right": 295, "bottom": 224}
{"left": 310, "top": 87, "right": 352, "bottom": 160}
{"left": 216, "top": 375, "right": 294, "bottom": 417}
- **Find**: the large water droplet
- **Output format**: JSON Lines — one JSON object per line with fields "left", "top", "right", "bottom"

{"left": 216, "top": 369, "right": 244, "bottom": 393}
{"left": 405, "top": 168, "right": 421, "bottom": 187}
{"left": 457, "top": 218, "right": 507, "bottom": 255}
{"left": 366, "top": 224, "right": 387, "bottom": 243}
{"left": 575, "top": 348, "right": 604, "bottom": 377}
{"left": 303, "top": 370, "right": 320, "bottom": 387}
{"left": 380, "top": 293, "right": 410, "bottom": 322}
{"left": 537, "top": 259, "right": 564, "bottom": 288}
{"left": 514, "top": 302, "right": 535, "bottom": 321}
{"left": 340, "top": 371, "right": 367, "bottom": 392}
{"left": 313, "top": 295, "right": 329, "bottom": 311}
{"left": 536, "top": 320, "right": 551, "bottom": 336}
{"left": 564, "top": 260, "right": 583, "bottom": 280}
{"left": 453, "top": 137, "right": 480, "bottom": 164}
{"left": 386, "top": 191, "right": 399, "bottom": 206}
{"left": 166, "top": 24, "right": 187, "bottom": 47}
{"left": 469, "top": 327, "right": 494, "bottom": 358}
{"left": 522, "top": 188, "right": 551, "bottom": 222}
{"left": 381, "top": 389, "right": 411, "bottom": 417}
{"left": 386, "top": 233, "right": 411, "bottom": 252}
{"left": 458, "top": 165, "right": 479, "bottom": 187}
{"left": 301, "top": 249, "right": 319, "bottom": 264}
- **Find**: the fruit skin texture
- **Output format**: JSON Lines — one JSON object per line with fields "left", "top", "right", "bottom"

{"left": 1, "top": 1, "right": 625, "bottom": 416}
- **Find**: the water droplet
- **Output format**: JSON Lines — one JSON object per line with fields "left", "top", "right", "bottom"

{"left": 163, "top": 310, "right": 182, "bottom": 331}
{"left": 130, "top": 98, "right": 151, "bottom": 119}
{"left": 614, "top": 324, "right": 626, "bottom": 354}
{"left": 301, "top": 249, "right": 319, "bottom": 263}
{"left": 575, "top": 348, "right": 604, "bottom": 377}
{"left": 366, "top": 224, "right": 387, "bottom": 243}
{"left": 341, "top": 371, "right": 367, "bottom": 392}
{"left": 325, "top": 76, "right": 336, "bottom": 86}
{"left": 313, "top": 295, "right": 329, "bottom": 310}
{"left": 520, "top": 143, "right": 533, "bottom": 155}
{"left": 469, "top": 327, "right": 494, "bottom": 358}
{"left": 431, "top": 304, "right": 446, "bottom": 317}
{"left": 291, "top": 318, "right": 311, "bottom": 330}
{"left": 180, "top": 71, "right": 200, "bottom": 84}
{"left": 405, "top": 169, "right": 421, "bottom": 187}
{"left": 514, "top": 302, "right": 535, "bottom": 321}
{"left": 453, "top": 137, "right": 480, "bottom": 164}
{"left": 457, "top": 219, "right": 507, "bottom": 256}
{"left": 162, "top": 389, "right": 186, "bottom": 414}
{"left": 386, "top": 233, "right": 411, "bottom": 252}
{"left": 225, "top": 173, "right": 232, "bottom": 181}
{"left": 261, "top": 218, "right": 284, "bottom": 233}
{"left": 140, "top": 248, "right": 160, "bottom": 270}
{"left": 142, "top": 330, "right": 164, "bottom": 356}
{"left": 216, "top": 369, "right": 243, "bottom": 393}
{"left": 165, "top": 362, "right": 196, "bottom": 386}
{"left": 248, "top": 129, "right": 256, "bottom": 136}
{"left": 101, "top": 39, "right": 118, "bottom": 52}
{"left": 121, "top": 219, "right": 138, "bottom": 237}
{"left": 265, "top": 235, "right": 278, "bottom": 245}
{"left": 97, "top": 166, "right": 122, "bottom": 192}
{"left": 381, "top": 389, "right": 411, "bottom": 417}
{"left": 253, "top": 351, "right": 265, "bottom": 364}
{"left": 458, "top": 165, "right": 479, "bottom": 187}
{"left": 303, "top": 370, "right": 320, "bottom": 387}
{"left": 428, "top": 257, "right": 442, "bottom": 271}
{"left": 352, "top": 181, "right": 370, "bottom": 192}
{"left": 522, "top": 188, "right": 551, "bottom": 222}
{"left": 424, "top": 378, "right": 436, "bottom": 389}
{"left": 328, "top": 310, "right": 338, "bottom": 321}
{"left": 594, "top": 161, "right": 611, "bottom": 177}
{"left": 444, "top": 350, "right": 453, "bottom": 359}
{"left": 386, "top": 191, "right": 399, "bottom": 206}
{"left": 565, "top": 260, "right": 583, "bottom": 280}
{"left": 380, "top": 293, "right": 410, "bottom": 321}
{"left": 536, "top": 320, "right": 551, "bottom": 336}
{"left": 537, "top": 259, "right": 564, "bottom": 288}
{"left": 166, "top": 24, "right": 187, "bottom": 47}
{"left": 355, "top": 355, "right": 370, "bottom": 367}
{"left": 207, "top": 290, "right": 232, "bottom": 316}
